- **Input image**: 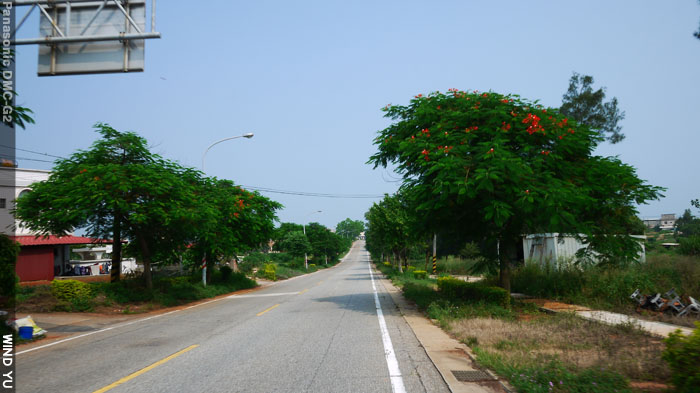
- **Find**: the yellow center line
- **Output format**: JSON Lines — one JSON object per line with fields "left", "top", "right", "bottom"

{"left": 298, "top": 288, "right": 309, "bottom": 295}
{"left": 93, "top": 344, "right": 198, "bottom": 393}
{"left": 257, "top": 303, "right": 280, "bottom": 316}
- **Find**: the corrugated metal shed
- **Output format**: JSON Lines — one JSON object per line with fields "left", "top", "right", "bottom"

{"left": 523, "top": 233, "right": 646, "bottom": 267}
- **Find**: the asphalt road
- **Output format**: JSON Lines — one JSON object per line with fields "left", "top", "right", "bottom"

{"left": 17, "top": 241, "right": 451, "bottom": 393}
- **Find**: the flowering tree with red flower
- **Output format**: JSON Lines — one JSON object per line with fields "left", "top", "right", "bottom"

{"left": 369, "top": 90, "right": 663, "bottom": 291}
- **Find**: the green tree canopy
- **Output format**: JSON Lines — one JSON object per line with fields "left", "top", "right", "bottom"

{"left": 272, "top": 222, "right": 304, "bottom": 250}
{"left": 14, "top": 124, "right": 281, "bottom": 288}
{"left": 278, "top": 231, "right": 312, "bottom": 259}
{"left": 15, "top": 123, "right": 176, "bottom": 285}
{"left": 364, "top": 193, "right": 415, "bottom": 272}
{"left": 560, "top": 73, "right": 625, "bottom": 144}
{"left": 369, "top": 89, "right": 663, "bottom": 290}
{"left": 191, "top": 179, "right": 281, "bottom": 283}
{"left": 676, "top": 208, "right": 700, "bottom": 238}
{"left": 335, "top": 218, "right": 365, "bottom": 240}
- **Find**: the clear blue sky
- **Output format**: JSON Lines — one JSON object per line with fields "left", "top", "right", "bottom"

{"left": 13, "top": 0, "right": 700, "bottom": 228}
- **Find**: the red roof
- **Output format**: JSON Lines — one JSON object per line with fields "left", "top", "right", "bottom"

{"left": 9, "top": 235, "right": 111, "bottom": 246}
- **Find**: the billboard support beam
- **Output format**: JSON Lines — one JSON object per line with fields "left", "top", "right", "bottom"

{"left": 11, "top": 0, "right": 159, "bottom": 75}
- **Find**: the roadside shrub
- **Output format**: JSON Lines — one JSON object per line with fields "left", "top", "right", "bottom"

{"left": 262, "top": 263, "right": 276, "bottom": 281}
{"left": 510, "top": 263, "right": 586, "bottom": 299}
{"left": 662, "top": 322, "right": 700, "bottom": 392}
{"left": 437, "top": 277, "right": 510, "bottom": 308}
{"left": 403, "top": 282, "right": 439, "bottom": 308}
{"left": 0, "top": 235, "right": 19, "bottom": 300}
{"left": 219, "top": 265, "right": 233, "bottom": 281}
{"left": 679, "top": 235, "right": 700, "bottom": 256}
{"left": 383, "top": 262, "right": 391, "bottom": 267}
{"left": 309, "top": 264, "right": 316, "bottom": 268}
{"left": 413, "top": 270, "right": 427, "bottom": 279}
{"left": 51, "top": 280, "right": 93, "bottom": 302}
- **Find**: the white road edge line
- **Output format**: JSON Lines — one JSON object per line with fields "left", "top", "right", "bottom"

{"left": 368, "top": 254, "right": 407, "bottom": 393}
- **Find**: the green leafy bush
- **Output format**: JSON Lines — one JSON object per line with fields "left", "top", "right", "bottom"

{"left": 219, "top": 265, "right": 233, "bottom": 281}
{"left": 437, "top": 277, "right": 510, "bottom": 308}
{"left": 51, "top": 280, "right": 93, "bottom": 302}
{"left": 262, "top": 263, "right": 276, "bottom": 281}
{"left": 0, "top": 235, "right": 19, "bottom": 300}
{"left": 413, "top": 270, "right": 427, "bottom": 279}
{"left": 679, "top": 235, "right": 700, "bottom": 256}
{"left": 403, "top": 282, "right": 439, "bottom": 308}
{"left": 662, "top": 322, "right": 700, "bottom": 392}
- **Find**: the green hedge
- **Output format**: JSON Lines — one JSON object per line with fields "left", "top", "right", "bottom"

{"left": 662, "top": 322, "right": 700, "bottom": 392}
{"left": 412, "top": 270, "right": 427, "bottom": 279}
{"left": 437, "top": 277, "right": 510, "bottom": 308}
{"left": 51, "top": 280, "right": 93, "bottom": 303}
{"left": 0, "top": 235, "right": 19, "bottom": 299}
{"left": 262, "top": 263, "right": 276, "bottom": 281}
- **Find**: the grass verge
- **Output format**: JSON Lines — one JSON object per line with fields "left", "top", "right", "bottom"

{"left": 375, "top": 261, "right": 672, "bottom": 392}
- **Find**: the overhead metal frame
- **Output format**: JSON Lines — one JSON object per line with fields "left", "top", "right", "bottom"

{"left": 11, "top": 0, "right": 160, "bottom": 45}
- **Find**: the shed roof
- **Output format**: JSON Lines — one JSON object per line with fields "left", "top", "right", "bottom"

{"left": 9, "top": 235, "right": 110, "bottom": 246}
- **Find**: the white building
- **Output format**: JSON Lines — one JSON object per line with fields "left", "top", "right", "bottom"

{"left": 0, "top": 167, "right": 50, "bottom": 235}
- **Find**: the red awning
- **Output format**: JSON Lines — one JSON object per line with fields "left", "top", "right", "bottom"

{"left": 9, "top": 235, "right": 111, "bottom": 246}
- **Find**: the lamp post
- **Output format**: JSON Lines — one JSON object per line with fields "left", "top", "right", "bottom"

{"left": 303, "top": 210, "right": 322, "bottom": 270}
{"left": 200, "top": 133, "right": 254, "bottom": 286}
{"left": 201, "top": 133, "right": 254, "bottom": 172}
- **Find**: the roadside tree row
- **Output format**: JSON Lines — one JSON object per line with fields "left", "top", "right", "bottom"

{"left": 14, "top": 123, "right": 282, "bottom": 289}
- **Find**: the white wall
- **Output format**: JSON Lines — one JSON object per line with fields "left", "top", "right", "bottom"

{"left": 0, "top": 167, "right": 50, "bottom": 235}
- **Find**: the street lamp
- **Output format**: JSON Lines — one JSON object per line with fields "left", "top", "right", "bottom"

{"left": 201, "top": 133, "right": 254, "bottom": 172}
{"left": 199, "top": 133, "right": 254, "bottom": 286}
{"left": 303, "top": 210, "right": 322, "bottom": 270}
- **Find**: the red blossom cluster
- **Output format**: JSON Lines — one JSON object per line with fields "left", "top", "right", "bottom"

{"left": 421, "top": 149, "right": 430, "bottom": 161}
{"left": 414, "top": 94, "right": 423, "bottom": 98}
{"left": 465, "top": 126, "right": 478, "bottom": 133}
{"left": 487, "top": 147, "right": 494, "bottom": 154}
{"left": 421, "top": 128, "right": 431, "bottom": 137}
{"left": 540, "top": 150, "right": 550, "bottom": 156}
{"left": 522, "top": 113, "right": 544, "bottom": 135}
{"left": 501, "top": 121, "right": 512, "bottom": 132}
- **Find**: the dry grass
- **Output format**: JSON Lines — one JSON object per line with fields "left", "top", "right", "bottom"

{"left": 449, "top": 312, "right": 670, "bottom": 383}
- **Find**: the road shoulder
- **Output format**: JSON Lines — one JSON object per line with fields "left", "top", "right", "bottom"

{"left": 374, "top": 269, "right": 512, "bottom": 393}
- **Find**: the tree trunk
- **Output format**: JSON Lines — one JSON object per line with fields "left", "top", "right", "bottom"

{"left": 206, "top": 255, "right": 213, "bottom": 284}
{"left": 110, "top": 213, "right": 122, "bottom": 283}
{"left": 137, "top": 235, "right": 152, "bottom": 290}
{"left": 395, "top": 250, "right": 403, "bottom": 273}
{"left": 498, "top": 238, "right": 512, "bottom": 294}
{"left": 232, "top": 257, "right": 239, "bottom": 272}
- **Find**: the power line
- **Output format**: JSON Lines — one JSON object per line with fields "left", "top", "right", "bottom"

{"left": 3, "top": 145, "right": 388, "bottom": 199}
{"left": 241, "top": 185, "right": 386, "bottom": 199}
{"left": 0, "top": 155, "right": 55, "bottom": 163}
{"left": 0, "top": 144, "right": 65, "bottom": 159}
